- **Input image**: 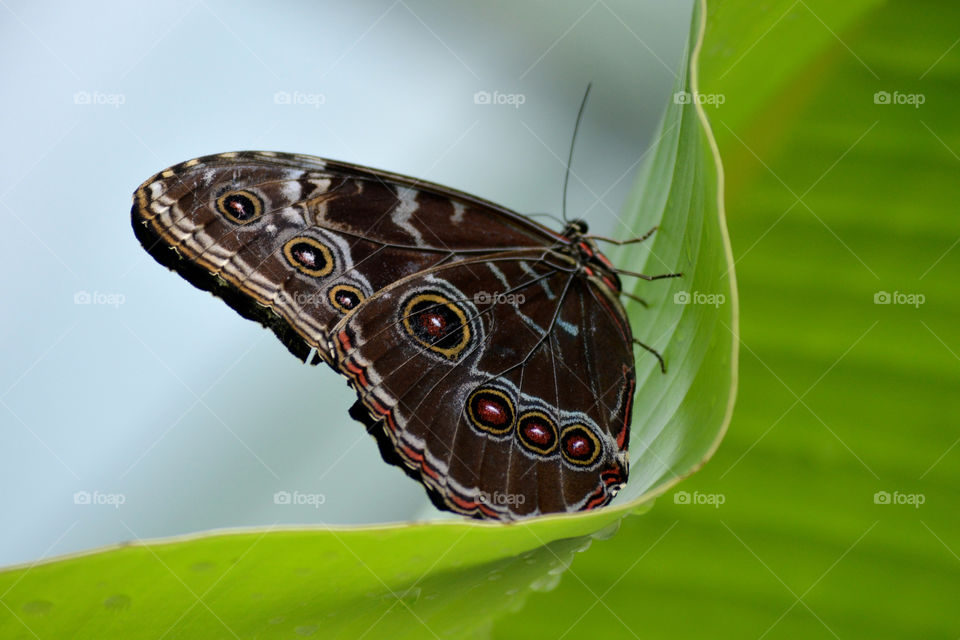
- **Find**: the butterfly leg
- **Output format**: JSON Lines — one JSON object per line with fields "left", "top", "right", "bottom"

{"left": 592, "top": 227, "right": 682, "bottom": 279}
{"left": 620, "top": 290, "right": 649, "bottom": 308}
{"left": 588, "top": 225, "right": 660, "bottom": 245}
{"left": 633, "top": 338, "right": 667, "bottom": 374}
{"left": 616, "top": 269, "right": 683, "bottom": 281}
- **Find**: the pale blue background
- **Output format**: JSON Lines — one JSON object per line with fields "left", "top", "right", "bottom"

{"left": 0, "top": 0, "right": 692, "bottom": 566}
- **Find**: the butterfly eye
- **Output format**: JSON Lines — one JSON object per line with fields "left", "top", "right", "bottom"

{"left": 401, "top": 292, "right": 472, "bottom": 360}
{"left": 328, "top": 284, "right": 364, "bottom": 313}
{"left": 560, "top": 424, "right": 601, "bottom": 467}
{"left": 215, "top": 190, "right": 263, "bottom": 224}
{"left": 283, "top": 236, "right": 335, "bottom": 277}
{"left": 516, "top": 411, "right": 559, "bottom": 456}
{"left": 466, "top": 387, "right": 515, "bottom": 436}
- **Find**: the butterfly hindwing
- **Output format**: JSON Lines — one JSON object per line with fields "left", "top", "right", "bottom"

{"left": 332, "top": 251, "right": 633, "bottom": 519}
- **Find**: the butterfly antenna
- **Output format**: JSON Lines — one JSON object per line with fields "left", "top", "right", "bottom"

{"left": 527, "top": 212, "right": 566, "bottom": 226}
{"left": 562, "top": 83, "right": 592, "bottom": 224}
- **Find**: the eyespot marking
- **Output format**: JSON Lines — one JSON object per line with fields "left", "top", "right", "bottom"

{"left": 329, "top": 284, "right": 364, "bottom": 312}
{"left": 560, "top": 423, "right": 601, "bottom": 467}
{"left": 216, "top": 190, "right": 263, "bottom": 224}
{"left": 400, "top": 292, "right": 471, "bottom": 360}
{"left": 517, "top": 411, "right": 558, "bottom": 456}
{"left": 283, "top": 236, "right": 334, "bottom": 277}
{"left": 467, "top": 387, "right": 515, "bottom": 436}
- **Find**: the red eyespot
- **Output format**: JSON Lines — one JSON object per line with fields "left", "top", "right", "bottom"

{"left": 401, "top": 292, "right": 471, "bottom": 360}
{"left": 467, "top": 387, "right": 515, "bottom": 436}
{"left": 560, "top": 424, "right": 600, "bottom": 466}
{"left": 420, "top": 312, "right": 447, "bottom": 337}
{"left": 477, "top": 399, "right": 508, "bottom": 426}
{"left": 517, "top": 412, "right": 558, "bottom": 455}
{"left": 523, "top": 421, "right": 552, "bottom": 445}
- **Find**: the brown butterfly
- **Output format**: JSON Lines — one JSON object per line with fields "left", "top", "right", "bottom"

{"left": 132, "top": 146, "right": 678, "bottom": 520}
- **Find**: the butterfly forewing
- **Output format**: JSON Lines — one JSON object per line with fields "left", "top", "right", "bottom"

{"left": 133, "top": 152, "right": 558, "bottom": 359}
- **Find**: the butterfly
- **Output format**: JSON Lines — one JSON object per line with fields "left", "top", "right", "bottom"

{"left": 132, "top": 148, "right": 678, "bottom": 521}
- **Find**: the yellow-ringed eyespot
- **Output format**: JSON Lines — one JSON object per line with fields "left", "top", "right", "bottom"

{"left": 516, "top": 410, "right": 558, "bottom": 456}
{"left": 215, "top": 190, "right": 263, "bottom": 224}
{"left": 401, "top": 292, "right": 471, "bottom": 360}
{"left": 466, "top": 387, "right": 515, "bottom": 436}
{"left": 283, "top": 236, "right": 334, "bottom": 277}
{"left": 328, "top": 284, "right": 364, "bottom": 313}
{"left": 560, "top": 423, "right": 601, "bottom": 467}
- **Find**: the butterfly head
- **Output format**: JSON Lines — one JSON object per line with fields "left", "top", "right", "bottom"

{"left": 561, "top": 219, "right": 589, "bottom": 238}
{"left": 559, "top": 221, "right": 622, "bottom": 294}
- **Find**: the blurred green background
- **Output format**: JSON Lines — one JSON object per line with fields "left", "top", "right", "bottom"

{"left": 494, "top": 1, "right": 960, "bottom": 638}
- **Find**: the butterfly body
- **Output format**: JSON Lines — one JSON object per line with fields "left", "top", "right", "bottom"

{"left": 133, "top": 150, "right": 663, "bottom": 521}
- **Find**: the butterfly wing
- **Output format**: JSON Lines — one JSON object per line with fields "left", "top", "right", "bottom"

{"left": 132, "top": 151, "right": 559, "bottom": 362}
{"left": 133, "top": 151, "right": 636, "bottom": 521}
{"left": 332, "top": 249, "right": 634, "bottom": 519}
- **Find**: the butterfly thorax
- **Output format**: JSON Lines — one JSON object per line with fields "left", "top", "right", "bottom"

{"left": 559, "top": 219, "right": 623, "bottom": 295}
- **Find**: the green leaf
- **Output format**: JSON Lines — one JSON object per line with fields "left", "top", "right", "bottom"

{"left": 0, "top": 4, "right": 736, "bottom": 637}
{"left": 609, "top": 0, "right": 737, "bottom": 504}
{"left": 492, "top": 0, "right": 960, "bottom": 638}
